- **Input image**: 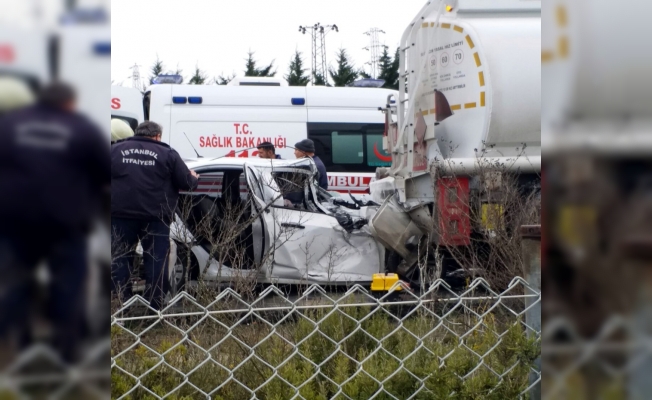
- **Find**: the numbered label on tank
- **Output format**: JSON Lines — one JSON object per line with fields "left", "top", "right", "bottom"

{"left": 419, "top": 21, "right": 485, "bottom": 114}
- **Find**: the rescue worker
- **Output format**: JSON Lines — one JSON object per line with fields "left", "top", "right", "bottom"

{"left": 294, "top": 139, "right": 328, "bottom": 190}
{"left": 111, "top": 121, "right": 199, "bottom": 311}
{"left": 0, "top": 81, "right": 109, "bottom": 363}
{"left": 111, "top": 118, "right": 134, "bottom": 144}
{"left": 256, "top": 141, "right": 281, "bottom": 159}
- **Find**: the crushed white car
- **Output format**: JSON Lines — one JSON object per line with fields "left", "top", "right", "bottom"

{"left": 162, "top": 157, "right": 385, "bottom": 293}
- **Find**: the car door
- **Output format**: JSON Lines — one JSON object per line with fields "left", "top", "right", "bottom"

{"left": 243, "top": 163, "right": 282, "bottom": 277}
{"left": 271, "top": 207, "right": 383, "bottom": 284}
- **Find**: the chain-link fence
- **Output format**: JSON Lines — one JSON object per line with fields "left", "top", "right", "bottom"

{"left": 111, "top": 278, "right": 541, "bottom": 399}
{"left": 0, "top": 341, "right": 109, "bottom": 399}
{"left": 542, "top": 314, "right": 652, "bottom": 400}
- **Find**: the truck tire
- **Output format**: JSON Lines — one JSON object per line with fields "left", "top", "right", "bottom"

{"left": 385, "top": 248, "right": 442, "bottom": 290}
{"left": 385, "top": 250, "right": 403, "bottom": 275}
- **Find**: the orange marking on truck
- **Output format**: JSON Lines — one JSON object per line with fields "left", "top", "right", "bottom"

{"left": 480, "top": 92, "right": 485, "bottom": 107}
{"left": 557, "top": 6, "right": 568, "bottom": 27}
{"left": 453, "top": 25, "right": 463, "bottom": 33}
{"left": 464, "top": 102, "right": 477, "bottom": 109}
{"left": 465, "top": 35, "right": 475, "bottom": 49}
{"left": 558, "top": 36, "right": 569, "bottom": 59}
{"left": 478, "top": 71, "right": 485, "bottom": 86}
{"left": 473, "top": 52, "right": 481, "bottom": 67}
{"left": 441, "top": 23, "right": 451, "bottom": 29}
{"left": 451, "top": 104, "right": 462, "bottom": 111}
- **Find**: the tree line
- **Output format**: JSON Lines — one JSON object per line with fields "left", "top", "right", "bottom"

{"left": 147, "top": 47, "right": 400, "bottom": 90}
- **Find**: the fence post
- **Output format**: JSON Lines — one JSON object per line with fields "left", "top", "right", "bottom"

{"left": 521, "top": 225, "right": 541, "bottom": 400}
{"left": 621, "top": 237, "right": 652, "bottom": 399}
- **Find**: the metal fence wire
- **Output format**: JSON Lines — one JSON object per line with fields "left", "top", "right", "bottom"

{"left": 111, "top": 277, "right": 541, "bottom": 400}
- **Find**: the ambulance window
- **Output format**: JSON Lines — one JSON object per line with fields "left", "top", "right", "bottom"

{"left": 366, "top": 133, "right": 391, "bottom": 168}
{"left": 239, "top": 174, "right": 250, "bottom": 200}
{"left": 191, "top": 172, "right": 224, "bottom": 197}
{"left": 307, "top": 122, "right": 387, "bottom": 173}
{"left": 331, "top": 132, "right": 363, "bottom": 164}
{"left": 112, "top": 115, "right": 138, "bottom": 131}
{"left": 0, "top": 72, "right": 40, "bottom": 94}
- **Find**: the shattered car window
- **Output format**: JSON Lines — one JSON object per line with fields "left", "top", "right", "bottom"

{"left": 272, "top": 171, "right": 310, "bottom": 208}
{"left": 177, "top": 170, "right": 256, "bottom": 268}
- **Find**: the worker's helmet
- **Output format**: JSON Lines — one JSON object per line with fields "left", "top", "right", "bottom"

{"left": 0, "top": 76, "right": 36, "bottom": 114}
{"left": 111, "top": 118, "right": 134, "bottom": 143}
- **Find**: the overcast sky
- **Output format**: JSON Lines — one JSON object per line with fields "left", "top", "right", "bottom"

{"left": 111, "top": 0, "right": 426, "bottom": 87}
{"left": 0, "top": 0, "right": 108, "bottom": 27}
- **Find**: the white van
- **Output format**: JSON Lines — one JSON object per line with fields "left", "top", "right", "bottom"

{"left": 111, "top": 85, "right": 145, "bottom": 131}
{"left": 58, "top": 22, "right": 111, "bottom": 137}
{"left": 0, "top": 26, "right": 50, "bottom": 91}
{"left": 145, "top": 83, "right": 397, "bottom": 194}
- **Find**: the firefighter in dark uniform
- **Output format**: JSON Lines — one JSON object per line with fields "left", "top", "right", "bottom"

{"left": 0, "top": 82, "right": 110, "bottom": 363}
{"left": 111, "top": 121, "right": 199, "bottom": 311}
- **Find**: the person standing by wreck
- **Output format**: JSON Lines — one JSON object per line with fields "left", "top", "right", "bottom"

{"left": 111, "top": 121, "right": 199, "bottom": 311}
{"left": 293, "top": 139, "right": 328, "bottom": 190}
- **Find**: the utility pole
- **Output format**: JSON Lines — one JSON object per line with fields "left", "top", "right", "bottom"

{"left": 65, "top": 0, "right": 76, "bottom": 11}
{"left": 129, "top": 63, "right": 143, "bottom": 92}
{"left": 299, "top": 23, "right": 338, "bottom": 85}
{"left": 363, "top": 28, "right": 386, "bottom": 79}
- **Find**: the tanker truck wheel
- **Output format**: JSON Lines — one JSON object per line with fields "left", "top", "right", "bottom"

{"left": 385, "top": 247, "right": 442, "bottom": 291}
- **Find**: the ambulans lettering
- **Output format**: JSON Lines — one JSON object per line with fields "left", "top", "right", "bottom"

{"left": 236, "top": 137, "right": 275, "bottom": 148}
{"left": 198, "top": 135, "right": 286, "bottom": 150}
{"left": 199, "top": 135, "right": 233, "bottom": 148}
{"left": 234, "top": 123, "right": 251, "bottom": 135}
{"left": 326, "top": 176, "right": 373, "bottom": 191}
{"left": 111, "top": 98, "right": 121, "bottom": 110}
{"left": 0, "top": 44, "right": 15, "bottom": 63}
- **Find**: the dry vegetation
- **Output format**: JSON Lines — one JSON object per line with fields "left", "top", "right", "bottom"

{"left": 112, "top": 296, "right": 539, "bottom": 400}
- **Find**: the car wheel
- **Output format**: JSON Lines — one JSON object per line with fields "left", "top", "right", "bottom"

{"left": 385, "top": 248, "right": 443, "bottom": 290}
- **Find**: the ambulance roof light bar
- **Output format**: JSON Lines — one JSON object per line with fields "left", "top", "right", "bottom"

{"left": 347, "top": 78, "right": 386, "bottom": 88}
{"left": 60, "top": 7, "right": 108, "bottom": 24}
{"left": 152, "top": 74, "right": 183, "bottom": 84}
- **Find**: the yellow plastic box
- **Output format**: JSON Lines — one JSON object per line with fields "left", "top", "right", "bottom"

{"left": 371, "top": 273, "right": 402, "bottom": 292}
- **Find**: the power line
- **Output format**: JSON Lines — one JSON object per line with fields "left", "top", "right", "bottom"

{"left": 363, "top": 28, "right": 386, "bottom": 79}
{"left": 129, "top": 63, "right": 143, "bottom": 92}
{"left": 299, "top": 23, "right": 339, "bottom": 85}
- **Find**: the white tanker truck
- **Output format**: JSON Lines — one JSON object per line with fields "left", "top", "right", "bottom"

{"left": 368, "top": 0, "right": 541, "bottom": 287}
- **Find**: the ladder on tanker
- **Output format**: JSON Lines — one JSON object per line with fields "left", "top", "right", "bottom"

{"left": 392, "top": 0, "right": 448, "bottom": 175}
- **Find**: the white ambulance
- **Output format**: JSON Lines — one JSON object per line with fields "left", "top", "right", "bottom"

{"left": 0, "top": 26, "right": 50, "bottom": 92}
{"left": 57, "top": 20, "right": 111, "bottom": 137}
{"left": 111, "top": 85, "right": 144, "bottom": 131}
{"left": 0, "top": 9, "right": 111, "bottom": 137}
{"left": 114, "top": 78, "right": 397, "bottom": 194}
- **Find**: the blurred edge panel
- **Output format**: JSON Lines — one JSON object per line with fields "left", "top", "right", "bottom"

{"left": 0, "top": 25, "right": 50, "bottom": 92}
{"left": 58, "top": 22, "right": 111, "bottom": 136}
{"left": 0, "top": 1, "right": 111, "bottom": 398}
{"left": 0, "top": 4, "right": 110, "bottom": 136}
{"left": 543, "top": 0, "right": 652, "bottom": 399}
{"left": 543, "top": 0, "right": 652, "bottom": 153}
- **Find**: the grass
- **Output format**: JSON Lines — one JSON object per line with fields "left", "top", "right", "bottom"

{"left": 111, "top": 297, "right": 540, "bottom": 400}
